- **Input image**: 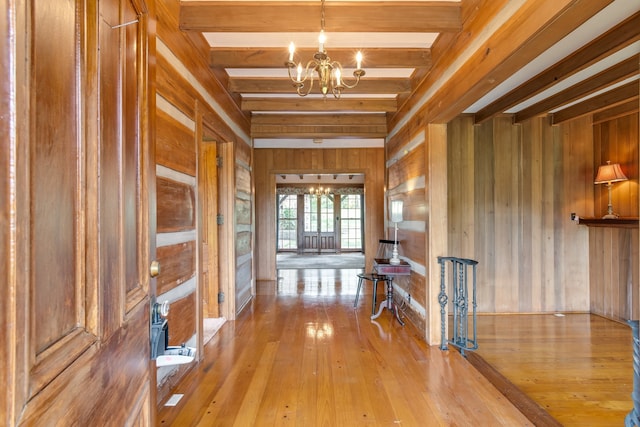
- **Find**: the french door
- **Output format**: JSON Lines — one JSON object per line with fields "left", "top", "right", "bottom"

{"left": 277, "top": 192, "right": 363, "bottom": 254}
{"left": 303, "top": 194, "right": 337, "bottom": 253}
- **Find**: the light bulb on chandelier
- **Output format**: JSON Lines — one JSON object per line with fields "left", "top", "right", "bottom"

{"left": 309, "top": 186, "right": 330, "bottom": 197}
{"left": 285, "top": 0, "right": 365, "bottom": 98}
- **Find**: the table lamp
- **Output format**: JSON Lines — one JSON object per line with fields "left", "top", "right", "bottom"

{"left": 390, "top": 200, "right": 403, "bottom": 264}
{"left": 594, "top": 161, "right": 628, "bottom": 219}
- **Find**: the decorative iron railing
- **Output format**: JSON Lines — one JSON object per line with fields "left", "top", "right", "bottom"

{"left": 438, "top": 256, "right": 478, "bottom": 356}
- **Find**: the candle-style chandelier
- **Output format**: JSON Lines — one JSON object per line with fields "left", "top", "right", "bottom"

{"left": 285, "top": 0, "right": 365, "bottom": 99}
{"left": 309, "top": 186, "right": 330, "bottom": 197}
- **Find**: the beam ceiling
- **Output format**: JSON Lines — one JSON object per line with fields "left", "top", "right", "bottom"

{"left": 177, "top": 0, "right": 639, "bottom": 143}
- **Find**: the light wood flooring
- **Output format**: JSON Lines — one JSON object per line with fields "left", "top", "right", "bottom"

{"left": 471, "top": 313, "right": 634, "bottom": 426}
{"left": 157, "top": 269, "right": 635, "bottom": 426}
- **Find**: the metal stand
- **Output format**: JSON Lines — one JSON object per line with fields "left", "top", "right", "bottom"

{"left": 626, "top": 320, "right": 640, "bottom": 427}
{"left": 437, "top": 256, "right": 478, "bottom": 356}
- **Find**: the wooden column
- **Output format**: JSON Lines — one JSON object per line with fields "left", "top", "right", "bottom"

{"left": 425, "top": 123, "right": 448, "bottom": 345}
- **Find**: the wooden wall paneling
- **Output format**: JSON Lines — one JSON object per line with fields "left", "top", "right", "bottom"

{"left": 558, "top": 117, "right": 592, "bottom": 312}
{"left": 237, "top": 164, "right": 252, "bottom": 195}
{"left": 236, "top": 231, "right": 252, "bottom": 257}
{"left": 588, "top": 227, "right": 639, "bottom": 322}
{"left": 236, "top": 157, "right": 253, "bottom": 309}
{"left": 253, "top": 150, "right": 276, "bottom": 280}
{"left": 166, "top": 292, "right": 197, "bottom": 346}
{"left": 593, "top": 113, "right": 639, "bottom": 219}
{"left": 156, "top": 176, "right": 195, "bottom": 232}
{"left": 387, "top": 144, "right": 425, "bottom": 190}
{"left": 236, "top": 258, "right": 253, "bottom": 313}
{"left": 519, "top": 118, "right": 544, "bottom": 311}
{"left": 365, "top": 149, "right": 386, "bottom": 271}
{"left": 387, "top": 113, "right": 427, "bottom": 160}
{"left": 539, "top": 117, "right": 559, "bottom": 313}
{"left": 446, "top": 118, "right": 634, "bottom": 320}
{"left": 392, "top": 228, "right": 425, "bottom": 266}
{"left": 156, "top": 0, "right": 249, "bottom": 135}
{"left": 633, "top": 229, "right": 639, "bottom": 320}
{"left": 157, "top": 50, "right": 241, "bottom": 148}
{"left": 236, "top": 198, "right": 251, "bottom": 226}
{"left": 235, "top": 137, "right": 252, "bottom": 166}
{"left": 156, "top": 241, "right": 196, "bottom": 295}
{"left": 473, "top": 119, "right": 497, "bottom": 312}
{"left": 194, "top": 104, "right": 204, "bottom": 364}
{"left": 402, "top": 187, "right": 427, "bottom": 221}
{"left": 156, "top": 109, "right": 196, "bottom": 176}
{"left": 616, "top": 229, "right": 632, "bottom": 319}
{"left": 156, "top": 55, "right": 197, "bottom": 120}
{"left": 589, "top": 229, "right": 605, "bottom": 315}
{"left": 447, "top": 116, "right": 476, "bottom": 260}
{"left": 492, "top": 117, "right": 521, "bottom": 311}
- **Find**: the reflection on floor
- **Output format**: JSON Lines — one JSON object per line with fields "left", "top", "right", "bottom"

{"left": 277, "top": 268, "right": 362, "bottom": 296}
{"left": 276, "top": 252, "right": 365, "bottom": 269}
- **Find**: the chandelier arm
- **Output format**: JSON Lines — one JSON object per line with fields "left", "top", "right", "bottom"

{"left": 338, "top": 70, "right": 365, "bottom": 89}
{"left": 287, "top": 59, "right": 320, "bottom": 97}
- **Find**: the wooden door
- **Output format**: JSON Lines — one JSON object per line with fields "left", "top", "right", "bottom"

{"left": 2, "top": 0, "right": 154, "bottom": 424}
{"left": 302, "top": 194, "right": 337, "bottom": 253}
{"left": 200, "top": 141, "right": 220, "bottom": 318}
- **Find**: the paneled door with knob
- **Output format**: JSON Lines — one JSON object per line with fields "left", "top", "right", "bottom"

{"left": 2, "top": 0, "right": 156, "bottom": 425}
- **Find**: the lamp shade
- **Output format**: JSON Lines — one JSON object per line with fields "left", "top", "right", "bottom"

{"left": 391, "top": 200, "right": 403, "bottom": 223}
{"left": 594, "top": 161, "right": 628, "bottom": 184}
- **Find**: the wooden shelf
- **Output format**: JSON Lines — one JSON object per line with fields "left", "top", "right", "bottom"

{"left": 577, "top": 217, "right": 639, "bottom": 228}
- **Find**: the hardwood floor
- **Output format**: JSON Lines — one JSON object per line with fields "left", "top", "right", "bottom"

{"left": 157, "top": 269, "right": 635, "bottom": 426}
{"left": 471, "top": 313, "right": 634, "bottom": 427}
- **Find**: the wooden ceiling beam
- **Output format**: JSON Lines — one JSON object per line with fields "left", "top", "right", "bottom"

{"left": 251, "top": 126, "right": 387, "bottom": 138}
{"left": 180, "top": 1, "right": 461, "bottom": 33}
{"left": 251, "top": 113, "right": 387, "bottom": 138}
{"left": 252, "top": 113, "right": 386, "bottom": 126}
{"left": 391, "top": 0, "right": 618, "bottom": 127}
{"left": 592, "top": 99, "right": 639, "bottom": 125}
{"left": 241, "top": 97, "right": 397, "bottom": 112}
{"left": 229, "top": 77, "right": 411, "bottom": 94}
{"left": 551, "top": 80, "right": 639, "bottom": 124}
{"left": 211, "top": 47, "right": 431, "bottom": 69}
{"left": 474, "top": 11, "right": 640, "bottom": 124}
{"left": 514, "top": 56, "right": 640, "bottom": 123}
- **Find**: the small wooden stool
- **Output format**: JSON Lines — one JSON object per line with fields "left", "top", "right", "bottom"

{"left": 354, "top": 273, "right": 389, "bottom": 315}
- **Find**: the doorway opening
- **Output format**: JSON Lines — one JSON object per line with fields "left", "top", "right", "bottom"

{"left": 276, "top": 173, "right": 365, "bottom": 269}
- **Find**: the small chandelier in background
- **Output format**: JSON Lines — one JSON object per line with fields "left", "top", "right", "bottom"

{"left": 285, "top": 0, "right": 365, "bottom": 98}
{"left": 309, "top": 186, "right": 330, "bottom": 197}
